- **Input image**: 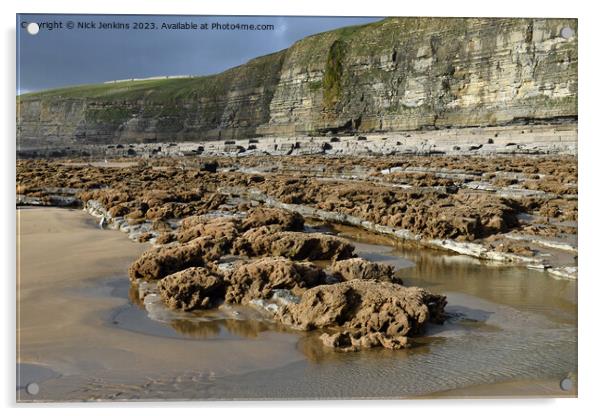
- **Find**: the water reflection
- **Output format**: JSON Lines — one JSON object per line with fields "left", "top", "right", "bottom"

{"left": 331, "top": 223, "right": 577, "bottom": 326}
{"left": 297, "top": 331, "right": 433, "bottom": 364}
{"left": 126, "top": 280, "right": 289, "bottom": 341}
{"left": 121, "top": 220, "right": 576, "bottom": 381}
{"left": 169, "top": 317, "right": 276, "bottom": 339}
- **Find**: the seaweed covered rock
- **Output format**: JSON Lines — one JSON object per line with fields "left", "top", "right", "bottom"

{"left": 278, "top": 280, "right": 446, "bottom": 351}
{"left": 267, "top": 180, "right": 522, "bottom": 241}
{"left": 319, "top": 330, "right": 416, "bottom": 351}
{"left": 157, "top": 267, "right": 226, "bottom": 311}
{"left": 180, "top": 215, "right": 209, "bottom": 230}
{"left": 234, "top": 227, "right": 355, "bottom": 261}
{"left": 177, "top": 216, "right": 240, "bottom": 246}
{"left": 128, "top": 236, "right": 222, "bottom": 281}
{"left": 155, "top": 232, "right": 176, "bottom": 245}
{"left": 79, "top": 189, "right": 130, "bottom": 210}
{"left": 108, "top": 204, "right": 130, "bottom": 218}
{"left": 331, "top": 258, "right": 401, "bottom": 284}
{"left": 225, "top": 256, "right": 326, "bottom": 304}
{"left": 241, "top": 207, "right": 304, "bottom": 231}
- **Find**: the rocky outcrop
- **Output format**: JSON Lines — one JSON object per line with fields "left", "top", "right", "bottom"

{"left": 225, "top": 257, "right": 325, "bottom": 304}
{"left": 278, "top": 280, "right": 447, "bottom": 351}
{"left": 240, "top": 207, "right": 304, "bottom": 231}
{"left": 233, "top": 227, "right": 355, "bottom": 260}
{"left": 17, "top": 17, "right": 577, "bottom": 149}
{"left": 128, "top": 237, "right": 221, "bottom": 281}
{"left": 17, "top": 156, "right": 577, "bottom": 276}
{"left": 157, "top": 267, "right": 226, "bottom": 311}
{"left": 331, "top": 258, "right": 401, "bottom": 284}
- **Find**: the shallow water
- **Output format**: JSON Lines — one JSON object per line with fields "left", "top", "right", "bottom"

{"left": 333, "top": 224, "right": 577, "bottom": 326}
{"left": 17, "top": 208, "right": 577, "bottom": 401}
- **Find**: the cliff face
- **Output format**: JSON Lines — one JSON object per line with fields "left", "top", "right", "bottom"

{"left": 17, "top": 17, "right": 577, "bottom": 148}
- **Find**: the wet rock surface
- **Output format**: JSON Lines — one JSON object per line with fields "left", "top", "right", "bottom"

{"left": 234, "top": 228, "right": 355, "bottom": 261}
{"left": 279, "top": 280, "right": 447, "bottom": 351}
{"left": 16, "top": 153, "right": 578, "bottom": 348}
{"left": 225, "top": 257, "right": 325, "bottom": 304}
{"left": 17, "top": 154, "right": 577, "bottom": 276}
{"left": 331, "top": 258, "right": 401, "bottom": 284}
{"left": 157, "top": 267, "right": 226, "bottom": 311}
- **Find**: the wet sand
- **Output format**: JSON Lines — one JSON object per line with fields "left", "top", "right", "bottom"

{"left": 17, "top": 208, "right": 304, "bottom": 401}
{"left": 429, "top": 378, "right": 576, "bottom": 398}
{"left": 16, "top": 208, "right": 577, "bottom": 401}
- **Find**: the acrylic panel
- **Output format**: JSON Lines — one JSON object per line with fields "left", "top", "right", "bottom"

{"left": 16, "top": 14, "right": 578, "bottom": 402}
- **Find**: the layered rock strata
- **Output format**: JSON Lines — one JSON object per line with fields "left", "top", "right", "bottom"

{"left": 17, "top": 17, "right": 577, "bottom": 148}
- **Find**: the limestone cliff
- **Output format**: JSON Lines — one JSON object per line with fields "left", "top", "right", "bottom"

{"left": 17, "top": 17, "right": 577, "bottom": 148}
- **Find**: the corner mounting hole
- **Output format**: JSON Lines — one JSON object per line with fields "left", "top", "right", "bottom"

{"left": 559, "top": 377, "right": 573, "bottom": 391}
{"left": 560, "top": 27, "right": 574, "bottom": 39}
{"left": 26, "top": 22, "right": 39, "bottom": 35}
{"left": 26, "top": 382, "right": 39, "bottom": 395}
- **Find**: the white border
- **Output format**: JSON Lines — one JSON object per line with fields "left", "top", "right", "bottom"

{"left": 2, "top": 0, "right": 600, "bottom": 414}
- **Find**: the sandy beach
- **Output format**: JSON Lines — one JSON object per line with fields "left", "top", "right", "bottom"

{"left": 16, "top": 207, "right": 577, "bottom": 401}
{"left": 17, "top": 207, "right": 305, "bottom": 401}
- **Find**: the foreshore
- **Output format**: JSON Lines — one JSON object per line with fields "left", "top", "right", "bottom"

{"left": 17, "top": 207, "right": 306, "bottom": 401}
{"left": 17, "top": 151, "right": 577, "bottom": 278}
{"left": 16, "top": 206, "right": 577, "bottom": 400}
{"left": 17, "top": 124, "right": 577, "bottom": 160}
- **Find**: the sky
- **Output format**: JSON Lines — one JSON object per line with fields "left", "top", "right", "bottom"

{"left": 16, "top": 14, "right": 383, "bottom": 94}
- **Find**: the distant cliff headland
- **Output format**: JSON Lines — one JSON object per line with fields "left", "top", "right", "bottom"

{"left": 17, "top": 17, "right": 577, "bottom": 149}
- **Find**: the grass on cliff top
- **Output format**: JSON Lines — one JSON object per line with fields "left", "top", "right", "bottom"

{"left": 19, "top": 78, "right": 195, "bottom": 101}
{"left": 19, "top": 17, "right": 576, "bottom": 104}
{"left": 18, "top": 50, "right": 286, "bottom": 103}
{"left": 18, "top": 18, "right": 393, "bottom": 103}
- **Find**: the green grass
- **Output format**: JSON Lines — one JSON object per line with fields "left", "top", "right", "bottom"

{"left": 308, "top": 80, "right": 322, "bottom": 92}
{"left": 17, "top": 19, "right": 388, "bottom": 105}
{"left": 322, "top": 39, "right": 347, "bottom": 109}
{"left": 19, "top": 50, "right": 286, "bottom": 103}
{"left": 84, "top": 107, "right": 131, "bottom": 124}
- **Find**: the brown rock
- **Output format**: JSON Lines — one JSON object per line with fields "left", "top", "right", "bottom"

{"left": 331, "top": 258, "right": 401, "bottom": 284}
{"left": 127, "top": 217, "right": 146, "bottom": 225}
{"left": 319, "top": 331, "right": 409, "bottom": 352}
{"left": 234, "top": 227, "right": 355, "bottom": 261}
{"left": 126, "top": 209, "right": 146, "bottom": 220}
{"left": 152, "top": 219, "right": 173, "bottom": 232}
{"left": 158, "top": 267, "right": 226, "bottom": 311}
{"left": 241, "top": 207, "right": 304, "bottom": 231}
{"left": 128, "top": 236, "right": 222, "bottom": 281}
{"left": 278, "top": 280, "right": 446, "bottom": 350}
{"left": 180, "top": 215, "right": 208, "bottom": 230}
{"left": 225, "top": 256, "right": 325, "bottom": 304}
{"left": 137, "top": 232, "right": 154, "bottom": 243}
{"left": 155, "top": 232, "right": 176, "bottom": 245}
{"left": 177, "top": 216, "right": 239, "bottom": 245}
{"left": 141, "top": 190, "right": 174, "bottom": 207}
{"left": 145, "top": 204, "right": 173, "bottom": 221}
{"left": 79, "top": 189, "right": 130, "bottom": 209}
{"left": 108, "top": 204, "right": 129, "bottom": 218}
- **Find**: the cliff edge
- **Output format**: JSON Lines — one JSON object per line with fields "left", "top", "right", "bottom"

{"left": 17, "top": 17, "right": 577, "bottom": 148}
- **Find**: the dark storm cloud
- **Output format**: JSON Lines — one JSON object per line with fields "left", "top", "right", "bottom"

{"left": 17, "top": 14, "right": 383, "bottom": 94}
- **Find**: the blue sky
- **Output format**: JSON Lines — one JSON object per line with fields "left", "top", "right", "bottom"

{"left": 17, "top": 14, "right": 382, "bottom": 94}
